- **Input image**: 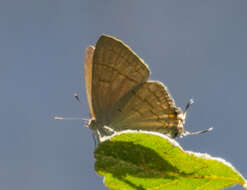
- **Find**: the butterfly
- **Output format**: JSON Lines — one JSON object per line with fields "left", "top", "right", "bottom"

{"left": 83, "top": 34, "right": 212, "bottom": 141}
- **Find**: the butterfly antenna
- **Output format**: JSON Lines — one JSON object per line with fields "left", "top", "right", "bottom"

{"left": 183, "top": 98, "right": 194, "bottom": 116}
{"left": 54, "top": 116, "right": 89, "bottom": 122}
{"left": 54, "top": 93, "right": 90, "bottom": 127}
{"left": 182, "top": 98, "right": 213, "bottom": 136}
{"left": 185, "top": 127, "right": 213, "bottom": 136}
{"left": 74, "top": 93, "right": 83, "bottom": 104}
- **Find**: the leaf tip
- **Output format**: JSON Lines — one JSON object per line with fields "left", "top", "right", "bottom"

{"left": 243, "top": 181, "right": 247, "bottom": 189}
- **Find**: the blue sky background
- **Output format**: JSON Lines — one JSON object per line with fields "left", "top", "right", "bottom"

{"left": 1, "top": 0, "right": 247, "bottom": 189}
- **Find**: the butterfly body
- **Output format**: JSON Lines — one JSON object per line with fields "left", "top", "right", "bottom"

{"left": 84, "top": 35, "right": 187, "bottom": 141}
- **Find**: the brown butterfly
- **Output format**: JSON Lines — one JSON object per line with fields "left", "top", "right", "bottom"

{"left": 82, "top": 34, "right": 212, "bottom": 141}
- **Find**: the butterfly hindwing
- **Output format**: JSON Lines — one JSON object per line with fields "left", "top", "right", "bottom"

{"left": 109, "top": 81, "right": 182, "bottom": 136}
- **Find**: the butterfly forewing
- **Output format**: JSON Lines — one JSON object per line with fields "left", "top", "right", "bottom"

{"left": 91, "top": 35, "right": 150, "bottom": 121}
{"left": 84, "top": 46, "right": 96, "bottom": 119}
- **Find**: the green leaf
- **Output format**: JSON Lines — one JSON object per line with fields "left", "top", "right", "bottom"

{"left": 94, "top": 131, "right": 246, "bottom": 190}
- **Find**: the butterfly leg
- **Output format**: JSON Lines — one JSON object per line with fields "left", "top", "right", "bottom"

{"left": 91, "top": 131, "right": 98, "bottom": 147}
{"left": 103, "top": 126, "right": 116, "bottom": 134}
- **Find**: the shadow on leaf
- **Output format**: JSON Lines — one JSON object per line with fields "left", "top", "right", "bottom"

{"left": 94, "top": 140, "right": 194, "bottom": 189}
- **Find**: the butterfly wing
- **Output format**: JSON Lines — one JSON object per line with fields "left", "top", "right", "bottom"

{"left": 109, "top": 81, "right": 183, "bottom": 137}
{"left": 90, "top": 35, "right": 150, "bottom": 122}
{"left": 84, "top": 46, "right": 96, "bottom": 119}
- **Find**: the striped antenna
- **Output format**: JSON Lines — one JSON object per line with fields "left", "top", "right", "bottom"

{"left": 183, "top": 98, "right": 194, "bottom": 116}
{"left": 54, "top": 116, "right": 89, "bottom": 121}
{"left": 184, "top": 127, "right": 213, "bottom": 137}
